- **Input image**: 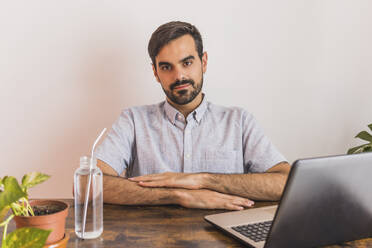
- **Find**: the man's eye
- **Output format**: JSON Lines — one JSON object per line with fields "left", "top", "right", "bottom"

{"left": 184, "top": 61, "right": 192, "bottom": 66}
{"left": 161, "top": 65, "right": 171, "bottom": 71}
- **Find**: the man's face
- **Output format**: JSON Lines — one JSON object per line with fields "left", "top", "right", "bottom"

{"left": 152, "top": 34, "right": 207, "bottom": 105}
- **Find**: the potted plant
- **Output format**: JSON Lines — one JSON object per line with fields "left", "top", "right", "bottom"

{"left": 347, "top": 123, "right": 372, "bottom": 154}
{"left": 0, "top": 172, "right": 69, "bottom": 248}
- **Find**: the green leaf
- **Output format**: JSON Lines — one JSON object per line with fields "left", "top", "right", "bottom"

{"left": 5, "top": 227, "right": 51, "bottom": 248}
{"left": 0, "top": 205, "right": 10, "bottom": 221}
{"left": 0, "top": 177, "right": 27, "bottom": 214}
{"left": 368, "top": 123, "right": 372, "bottom": 132}
{"left": 348, "top": 144, "right": 371, "bottom": 154}
{"left": 362, "top": 145, "right": 372, "bottom": 152}
{"left": 21, "top": 172, "right": 50, "bottom": 191}
{"left": 355, "top": 131, "right": 372, "bottom": 142}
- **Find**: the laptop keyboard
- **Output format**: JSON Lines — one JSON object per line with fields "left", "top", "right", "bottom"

{"left": 231, "top": 220, "right": 272, "bottom": 242}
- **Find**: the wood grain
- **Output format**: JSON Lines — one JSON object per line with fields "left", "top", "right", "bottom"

{"left": 6, "top": 200, "right": 372, "bottom": 247}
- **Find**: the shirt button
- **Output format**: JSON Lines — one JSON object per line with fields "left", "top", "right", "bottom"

{"left": 186, "top": 154, "right": 190, "bottom": 158}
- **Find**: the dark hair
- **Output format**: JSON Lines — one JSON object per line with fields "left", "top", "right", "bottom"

{"left": 148, "top": 21, "right": 203, "bottom": 69}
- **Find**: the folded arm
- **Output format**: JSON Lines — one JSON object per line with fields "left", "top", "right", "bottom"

{"left": 97, "top": 160, "right": 254, "bottom": 210}
{"left": 130, "top": 162, "right": 291, "bottom": 201}
{"left": 202, "top": 162, "right": 290, "bottom": 200}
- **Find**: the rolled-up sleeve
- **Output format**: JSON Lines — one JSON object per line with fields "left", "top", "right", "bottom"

{"left": 95, "top": 109, "right": 135, "bottom": 176}
{"left": 242, "top": 111, "right": 287, "bottom": 173}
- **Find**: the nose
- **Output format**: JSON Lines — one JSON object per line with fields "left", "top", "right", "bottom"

{"left": 173, "top": 66, "right": 186, "bottom": 82}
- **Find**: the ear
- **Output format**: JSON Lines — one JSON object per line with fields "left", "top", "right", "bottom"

{"left": 152, "top": 64, "right": 161, "bottom": 83}
{"left": 202, "top": 52, "right": 208, "bottom": 73}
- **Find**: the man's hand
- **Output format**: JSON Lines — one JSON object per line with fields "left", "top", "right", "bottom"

{"left": 129, "top": 162, "right": 290, "bottom": 201}
{"left": 129, "top": 172, "right": 204, "bottom": 190}
{"left": 175, "top": 189, "right": 254, "bottom": 211}
{"left": 129, "top": 172, "right": 255, "bottom": 210}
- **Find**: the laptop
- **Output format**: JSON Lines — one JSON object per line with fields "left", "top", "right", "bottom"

{"left": 204, "top": 153, "right": 372, "bottom": 248}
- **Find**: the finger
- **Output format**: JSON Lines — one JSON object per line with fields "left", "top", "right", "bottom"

{"left": 229, "top": 196, "right": 254, "bottom": 205}
{"left": 215, "top": 192, "right": 254, "bottom": 204}
{"left": 129, "top": 174, "right": 162, "bottom": 182}
{"left": 137, "top": 181, "right": 170, "bottom": 188}
{"left": 221, "top": 194, "right": 254, "bottom": 206}
{"left": 232, "top": 199, "right": 254, "bottom": 208}
{"left": 216, "top": 193, "right": 254, "bottom": 208}
{"left": 224, "top": 203, "right": 244, "bottom": 211}
{"left": 128, "top": 176, "right": 150, "bottom": 182}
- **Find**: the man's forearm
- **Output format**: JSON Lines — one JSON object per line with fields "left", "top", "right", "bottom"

{"left": 102, "top": 174, "right": 179, "bottom": 205}
{"left": 201, "top": 162, "right": 290, "bottom": 201}
{"left": 130, "top": 162, "right": 290, "bottom": 201}
{"left": 201, "top": 171, "right": 286, "bottom": 201}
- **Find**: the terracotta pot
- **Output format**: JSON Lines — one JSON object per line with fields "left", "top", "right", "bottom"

{"left": 13, "top": 200, "right": 69, "bottom": 245}
{"left": 43, "top": 233, "right": 69, "bottom": 248}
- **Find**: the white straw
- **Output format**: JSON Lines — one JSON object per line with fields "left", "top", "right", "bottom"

{"left": 82, "top": 128, "right": 107, "bottom": 239}
{"left": 90, "top": 128, "right": 107, "bottom": 160}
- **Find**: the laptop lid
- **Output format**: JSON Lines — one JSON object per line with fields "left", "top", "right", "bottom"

{"left": 265, "top": 152, "right": 372, "bottom": 247}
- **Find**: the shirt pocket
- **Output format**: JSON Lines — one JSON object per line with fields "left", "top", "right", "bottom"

{"left": 204, "top": 150, "right": 237, "bottom": 173}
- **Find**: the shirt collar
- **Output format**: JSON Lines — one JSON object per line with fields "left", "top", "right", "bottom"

{"left": 164, "top": 94, "right": 208, "bottom": 125}
{"left": 164, "top": 99, "right": 179, "bottom": 125}
{"left": 193, "top": 94, "right": 207, "bottom": 123}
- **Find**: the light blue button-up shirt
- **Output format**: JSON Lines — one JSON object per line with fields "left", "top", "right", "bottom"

{"left": 96, "top": 96, "right": 286, "bottom": 177}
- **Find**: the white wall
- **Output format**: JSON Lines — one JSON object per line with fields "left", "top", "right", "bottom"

{"left": 1, "top": 0, "right": 371, "bottom": 198}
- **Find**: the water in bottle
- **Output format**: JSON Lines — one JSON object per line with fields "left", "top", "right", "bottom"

{"left": 74, "top": 156, "right": 103, "bottom": 239}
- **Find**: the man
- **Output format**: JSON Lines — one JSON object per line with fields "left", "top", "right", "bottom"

{"left": 95, "top": 21, "right": 290, "bottom": 210}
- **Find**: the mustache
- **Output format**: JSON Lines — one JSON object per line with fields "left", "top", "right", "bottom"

{"left": 170, "top": 79, "right": 194, "bottom": 90}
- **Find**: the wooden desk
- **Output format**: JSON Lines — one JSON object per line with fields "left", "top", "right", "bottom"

{"left": 7, "top": 199, "right": 372, "bottom": 247}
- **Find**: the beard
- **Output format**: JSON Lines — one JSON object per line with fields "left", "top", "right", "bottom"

{"left": 161, "top": 75, "right": 203, "bottom": 105}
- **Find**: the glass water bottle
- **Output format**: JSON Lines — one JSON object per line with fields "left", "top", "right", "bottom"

{"left": 74, "top": 156, "right": 103, "bottom": 239}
